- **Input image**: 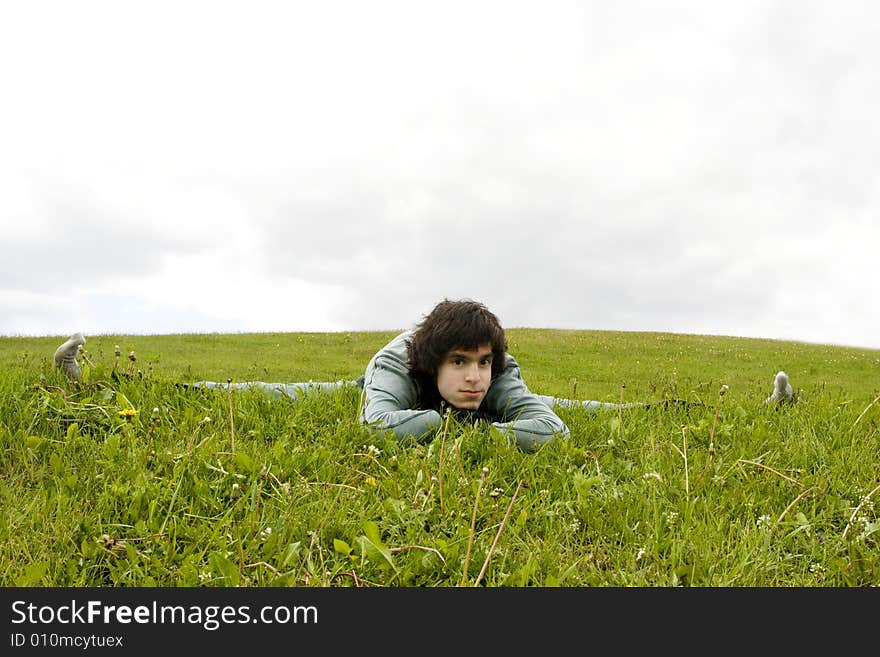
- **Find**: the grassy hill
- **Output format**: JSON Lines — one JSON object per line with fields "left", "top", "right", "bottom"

{"left": 1, "top": 330, "right": 878, "bottom": 586}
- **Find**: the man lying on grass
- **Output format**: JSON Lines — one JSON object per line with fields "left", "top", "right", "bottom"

{"left": 357, "top": 298, "right": 575, "bottom": 451}
{"left": 206, "top": 299, "right": 590, "bottom": 451}
{"left": 52, "top": 299, "right": 677, "bottom": 451}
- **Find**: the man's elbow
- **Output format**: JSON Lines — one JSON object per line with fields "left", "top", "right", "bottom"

{"left": 493, "top": 419, "right": 570, "bottom": 452}
{"left": 361, "top": 409, "right": 441, "bottom": 443}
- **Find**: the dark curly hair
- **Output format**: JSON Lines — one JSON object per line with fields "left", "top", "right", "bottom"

{"left": 406, "top": 299, "right": 508, "bottom": 410}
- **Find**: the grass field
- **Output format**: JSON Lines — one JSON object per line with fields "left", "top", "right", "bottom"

{"left": 1, "top": 329, "right": 878, "bottom": 586}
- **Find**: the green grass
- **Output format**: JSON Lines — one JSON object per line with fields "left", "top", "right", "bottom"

{"left": 1, "top": 329, "right": 878, "bottom": 586}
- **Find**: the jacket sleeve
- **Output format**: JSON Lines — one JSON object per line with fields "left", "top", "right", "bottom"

{"left": 484, "top": 354, "right": 571, "bottom": 452}
{"left": 360, "top": 332, "right": 442, "bottom": 441}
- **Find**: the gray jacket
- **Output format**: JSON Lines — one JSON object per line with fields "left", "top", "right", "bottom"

{"left": 360, "top": 331, "right": 570, "bottom": 451}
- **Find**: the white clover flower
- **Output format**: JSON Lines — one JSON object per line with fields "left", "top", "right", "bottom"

{"left": 665, "top": 511, "right": 679, "bottom": 524}
{"left": 636, "top": 547, "right": 646, "bottom": 561}
{"left": 757, "top": 514, "right": 772, "bottom": 529}
{"left": 857, "top": 522, "right": 879, "bottom": 543}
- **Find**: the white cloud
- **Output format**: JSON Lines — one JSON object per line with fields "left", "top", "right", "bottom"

{"left": 1, "top": 1, "right": 879, "bottom": 348}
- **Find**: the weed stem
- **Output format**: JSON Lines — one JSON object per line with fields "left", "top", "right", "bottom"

{"left": 708, "top": 384, "right": 728, "bottom": 456}
{"left": 853, "top": 393, "right": 880, "bottom": 427}
{"left": 460, "top": 467, "right": 488, "bottom": 586}
{"left": 680, "top": 425, "right": 689, "bottom": 499}
{"left": 474, "top": 479, "right": 526, "bottom": 587}
{"left": 736, "top": 459, "right": 803, "bottom": 487}
{"left": 438, "top": 410, "right": 451, "bottom": 513}
{"left": 776, "top": 486, "right": 820, "bottom": 524}
{"left": 226, "top": 379, "right": 235, "bottom": 456}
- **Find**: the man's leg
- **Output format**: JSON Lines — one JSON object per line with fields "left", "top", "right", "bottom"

{"left": 536, "top": 394, "right": 649, "bottom": 411}
{"left": 538, "top": 394, "right": 695, "bottom": 411}
{"left": 187, "top": 380, "right": 359, "bottom": 399}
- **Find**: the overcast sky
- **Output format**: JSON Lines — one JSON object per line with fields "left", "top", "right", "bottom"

{"left": 2, "top": 1, "right": 878, "bottom": 349}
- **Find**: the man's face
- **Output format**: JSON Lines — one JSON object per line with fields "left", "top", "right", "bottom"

{"left": 435, "top": 344, "right": 493, "bottom": 410}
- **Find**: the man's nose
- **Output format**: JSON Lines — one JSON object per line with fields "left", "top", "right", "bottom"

{"left": 464, "top": 363, "right": 480, "bottom": 380}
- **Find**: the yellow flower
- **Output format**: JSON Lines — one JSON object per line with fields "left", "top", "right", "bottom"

{"left": 364, "top": 476, "right": 378, "bottom": 488}
{"left": 118, "top": 409, "right": 137, "bottom": 418}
